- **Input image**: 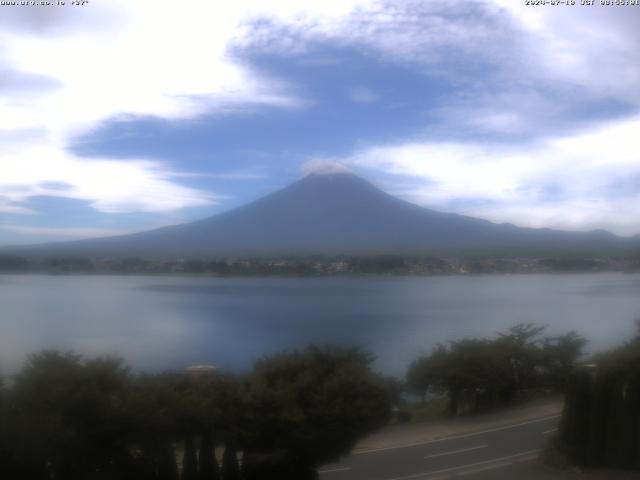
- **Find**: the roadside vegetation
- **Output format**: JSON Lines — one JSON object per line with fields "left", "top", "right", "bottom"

{"left": 2, "top": 323, "right": 637, "bottom": 478}
{"left": 559, "top": 322, "right": 640, "bottom": 471}
{"left": 0, "top": 346, "right": 391, "bottom": 480}
{"left": 405, "top": 324, "right": 586, "bottom": 417}
{"left": 404, "top": 322, "right": 640, "bottom": 473}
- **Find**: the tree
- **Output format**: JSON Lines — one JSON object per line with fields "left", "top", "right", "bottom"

{"left": 8, "top": 351, "right": 134, "bottom": 479}
{"left": 0, "top": 345, "right": 390, "bottom": 480}
{"left": 406, "top": 344, "right": 450, "bottom": 404}
{"left": 560, "top": 324, "right": 640, "bottom": 471}
{"left": 198, "top": 431, "right": 220, "bottom": 480}
{"left": 127, "top": 369, "right": 243, "bottom": 480}
{"left": 182, "top": 436, "right": 198, "bottom": 480}
{"left": 495, "top": 323, "right": 547, "bottom": 395}
{"left": 221, "top": 446, "right": 241, "bottom": 480}
{"left": 407, "top": 324, "right": 584, "bottom": 416}
{"left": 241, "top": 346, "right": 391, "bottom": 479}
{"left": 408, "top": 339, "right": 510, "bottom": 416}
{"left": 541, "top": 331, "right": 587, "bottom": 391}
{"left": 127, "top": 373, "right": 184, "bottom": 477}
{"left": 444, "top": 338, "right": 513, "bottom": 415}
{"left": 1, "top": 372, "right": 49, "bottom": 480}
{"left": 157, "top": 443, "right": 180, "bottom": 480}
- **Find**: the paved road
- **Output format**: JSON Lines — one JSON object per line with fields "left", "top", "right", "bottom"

{"left": 319, "top": 414, "right": 561, "bottom": 480}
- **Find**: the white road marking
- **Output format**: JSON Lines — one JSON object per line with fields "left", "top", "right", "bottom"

{"left": 383, "top": 449, "right": 540, "bottom": 480}
{"left": 542, "top": 428, "right": 558, "bottom": 435}
{"left": 355, "top": 414, "right": 561, "bottom": 455}
{"left": 459, "top": 451, "right": 539, "bottom": 475}
{"left": 423, "top": 444, "right": 488, "bottom": 460}
{"left": 318, "top": 467, "right": 352, "bottom": 474}
{"left": 458, "top": 461, "right": 512, "bottom": 476}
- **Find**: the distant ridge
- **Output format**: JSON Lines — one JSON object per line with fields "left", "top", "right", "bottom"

{"left": 3, "top": 172, "right": 638, "bottom": 258}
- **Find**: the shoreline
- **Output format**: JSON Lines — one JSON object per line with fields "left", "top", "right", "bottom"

{"left": 0, "top": 269, "right": 637, "bottom": 278}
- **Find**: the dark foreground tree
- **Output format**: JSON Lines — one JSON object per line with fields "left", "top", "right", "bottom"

{"left": 406, "top": 344, "right": 449, "bottom": 403}
{"left": 241, "top": 346, "right": 392, "bottom": 479}
{"left": 157, "top": 443, "right": 179, "bottom": 480}
{"left": 8, "top": 351, "right": 134, "bottom": 480}
{"left": 407, "top": 324, "right": 586, "bottom": 416}
{"left": 541, "top": 331, "right": 588, "bottom": 392}
{"left": 0, "top": 346, "right": 390, "bottom": 479}
{"left": 560, "top": 323, "right": 640, "bottom": 471}
{"left": 198, "top": 431, "right": 220, "bottom": 480}
{"left": 408, "top": 339, "right": 511, "bottom": 416}
{"left": 221, "top": 445, "right": 241, "bottom": 480}
{"left": 182, "top": 436, "right": 198, "bottom": 480}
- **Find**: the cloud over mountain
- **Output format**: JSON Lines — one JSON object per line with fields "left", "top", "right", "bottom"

{"left": 5, "top": 171, "right": 636, "bottom": 258}
{"left": 1, "top": 1, "right": 639, "bottom": 244}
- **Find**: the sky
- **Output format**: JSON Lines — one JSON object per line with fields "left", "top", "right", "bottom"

{"left": 1, "top": 0, "right": 640, "bottom": 245}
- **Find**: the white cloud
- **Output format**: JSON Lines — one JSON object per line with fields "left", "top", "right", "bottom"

{"left": 486, "top": 0, "right": 640, "bottom": 105}
{"left": 301, "top": 159, "right": 352, "bottom": 176}
{"left": 240, "top": 1, "right": 504, "bottom": 70}
{"left": 1, "top": 144, "right": 216, "bottom": 214}
{"left": 1, "top": 0, "right": 380, "bottom": 139}
{"left": 345, "top": 115, "right": 640, "bottom": 235}
{"left": 241, "top": 1, "right": 640, "bottom": 137}
{"left": 0, "top": 0, "right": 375, "bottom": 217}
{"left": 0, "top": 201, "right": 35, "bottom": 215}
{"left": 2, "top": 0, "right": 640, "bottom": 238}
{"left": 0, "top": 225, "right": 131, "bottom": 239}
{"left": 240, "top": 0, "right": 640, "bottom": 235}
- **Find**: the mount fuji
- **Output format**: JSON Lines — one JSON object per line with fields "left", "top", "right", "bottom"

{"left": 5, "top": 172, "right": 637, "bottom": 258}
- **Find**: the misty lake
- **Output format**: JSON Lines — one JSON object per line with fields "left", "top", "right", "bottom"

{"left": 1, "top": 273, "right": 639, "bottom": 376}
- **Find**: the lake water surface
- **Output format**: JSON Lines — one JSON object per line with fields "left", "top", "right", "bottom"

{"left": 1, "top": 273, "right": 639, "bottom": 376}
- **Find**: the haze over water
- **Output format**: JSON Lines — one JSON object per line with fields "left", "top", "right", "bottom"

{"left": 1, "top": 273, "right": 639, "bottom": 376}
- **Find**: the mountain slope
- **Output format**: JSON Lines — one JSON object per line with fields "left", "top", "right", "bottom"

{"left": 5, "top": 172, "right": 637, "bottom": 258}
